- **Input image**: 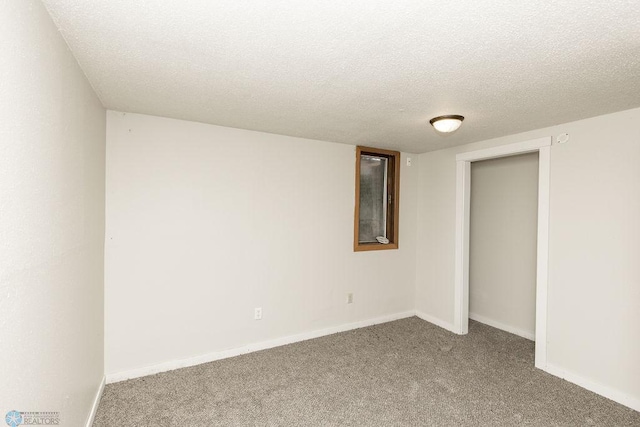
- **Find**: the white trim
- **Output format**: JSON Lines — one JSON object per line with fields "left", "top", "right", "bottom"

{"left": 454, "top": 136, "right": 552, "bottom": 369}
{"left": 469, "top": 312, "right": 535, "bottom": 341}
{"left": 453, "top": 161, "right": 471, "bottom": 335}
{"left": 545, "top": 363, "right": 640, "bottom": 412}
{"left": 106, "top": 310, "right": 415, "bottom": 383}
{"left": 534, "top": 145, "right": 551, "bottom": 369}
{"left": 415, "top": 310, "right": 457, "bottom": 333}
{"left": 85, "top": 375, "right": 105, "bottom": 427}
{"left": 455, "top": 137, "right": 551, "bottom": 162}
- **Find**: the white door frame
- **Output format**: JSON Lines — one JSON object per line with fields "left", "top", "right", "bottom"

{"left": 454, "top": 136, "right": 551, "bottom": 369}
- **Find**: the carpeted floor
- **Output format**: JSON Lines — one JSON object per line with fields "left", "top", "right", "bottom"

{"left": 94, "top": 317, "right": 639, "bottom": 426}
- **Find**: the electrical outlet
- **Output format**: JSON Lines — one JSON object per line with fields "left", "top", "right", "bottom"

{"left": 254, "top": 307, "right": 262, "bottom": 320}
{"left": 347, "top": 293, "right": 354, "bottom": 304}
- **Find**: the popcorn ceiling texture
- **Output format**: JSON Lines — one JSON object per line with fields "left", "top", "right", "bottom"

{"left": 42, "top": 0, "right": 640, "bottom": 153}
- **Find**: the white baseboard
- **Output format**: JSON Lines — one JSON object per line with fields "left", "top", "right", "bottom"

{"left": 85, "top": 375, "right": 105, "bottom": 427}
{"left": 414, "top": 310, "right": 457, "bottom": 333}
{"left": 106, "top": 310, "right": 416, "bottom": 384}
{"left": 544, "top": 363, "right": 640, "bottom": 412}
{"left": 103, "top": 311, "right": 639, "bottom": 414}
{"left": 469, "top": 312, "right": 535, "bottom": 341}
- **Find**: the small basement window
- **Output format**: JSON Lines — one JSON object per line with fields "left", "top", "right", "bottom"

{"left": 354, "top": 146, "right": 400, "bottom": 251}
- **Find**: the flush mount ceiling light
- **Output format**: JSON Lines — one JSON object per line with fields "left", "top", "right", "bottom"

{"left": 429, "top": 115, "right": 465, "bottom": 133}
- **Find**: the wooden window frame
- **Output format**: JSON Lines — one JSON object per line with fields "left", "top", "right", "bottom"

{"left": 354, "top": 146, "right": 400, "bottom": 252}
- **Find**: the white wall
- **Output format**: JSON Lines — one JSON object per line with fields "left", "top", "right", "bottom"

{"left": 416, "top": 107, "right": 640, "bottom": 409}
{"left": 0, "top": 1, "right": 106, "bottom": 426}
{"left": 105, "top": 111, "right": 418, "bottom": 378}
{"left": 469, "top": 153, "right": 538, "bottom": 339}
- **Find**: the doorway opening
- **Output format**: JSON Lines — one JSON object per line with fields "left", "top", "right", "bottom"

{"left": 453, "top": 137, "right": 551, "bottom": 369}
{"left": 469, "top": 152, "right": 539, "bottom": 341}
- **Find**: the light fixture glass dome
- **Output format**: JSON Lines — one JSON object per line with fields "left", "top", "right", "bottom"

{"left": 430, "top": 115, "right": 464, "bottom": 133}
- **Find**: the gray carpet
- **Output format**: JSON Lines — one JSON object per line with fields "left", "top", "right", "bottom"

{"left": 94, "top": 317, "right": 639, "bottom": 426}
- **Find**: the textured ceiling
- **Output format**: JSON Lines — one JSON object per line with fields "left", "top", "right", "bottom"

{"left": 42, "top": 1, "right": 640, "bottom": 153}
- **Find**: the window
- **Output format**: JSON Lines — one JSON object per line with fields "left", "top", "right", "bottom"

{"left": 354, "top": 146, "right": 400, "bottom": 251}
